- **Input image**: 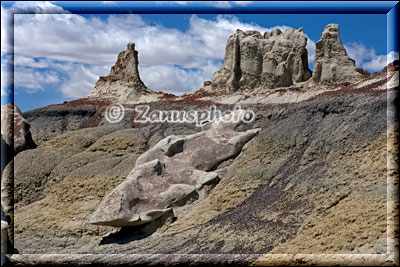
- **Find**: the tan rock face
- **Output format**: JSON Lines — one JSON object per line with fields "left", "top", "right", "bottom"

{"left": 212, "top": 28, "right": 312, "bottom": 92}
{"left": 1, "top": 103, "right": 36, "bottom": 154}
{"left": 88, "top": 43, "right": 157, "bottom": 103}
{"left": 90, "top": 111, "right": 260, "bottom": 227}
{"left": 312, "top": 24, "right": 363, "bottom": 83}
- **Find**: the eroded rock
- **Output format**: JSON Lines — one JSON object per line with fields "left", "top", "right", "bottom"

{"left": 312, "top": 24, "right": 364, "bottom": 83}
{"left": 1, "top": 220, "right": 8, "bottom": 265}
{"left": 212, "top": 28, "right": 312, "bottom": 91}
{"left": 90, "top": 111, "right": 260, "bottom": 227}
{"left": 88, "top": 43, "right": 160, "bottom": 103}
{"left": 1, "top": 103, "right": 36, "bottom": 155}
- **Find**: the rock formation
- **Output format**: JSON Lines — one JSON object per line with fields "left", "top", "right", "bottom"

{"left": 312, "top": 24, "right": 364, "bottom": 83}
{"left": 4, "top": 23, "right": 397, "bottom": 266}
{"left": 1, "top": 103, "right": 36, "bottom": 155}
{"left": 7, "top": 58, "right": 397, "bottom": 261}
{"left": 1, "top": 220, "right": 8, "bottom": 265}
{"left": 212, "top": 28, "right": 312, "bottom": 91}
{"left": 88, "top": 43, "right": 159, "bottom": 103}
{"left": 90, "top": 111, "right": 260, "bottom": 227}
{"left": 1, "top": 103, "right": 35, "bottom": 264}
{"left": 211, "top": 24, "right": 367, "bottom": 91}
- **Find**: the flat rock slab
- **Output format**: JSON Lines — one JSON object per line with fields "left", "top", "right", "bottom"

{"left": 90, "top": 111, "right": 260, "bottom": 227}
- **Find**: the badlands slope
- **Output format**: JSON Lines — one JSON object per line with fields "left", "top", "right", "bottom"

{"left": 1, "top": 24, "right": 399, "bottom": 266}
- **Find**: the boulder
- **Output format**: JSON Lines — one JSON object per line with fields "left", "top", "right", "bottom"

{"left": 312, "top": 24, "right": 364, "bottom": 83}
{"left": 212, "top": 28, "right": 312, "bottom": 92}
{"left": 1, "top": 103, "right": 36, "bottom": 155}
{"left": 90, "top": 110, "right": 260, "bottom": 227}
{"left": 88, "top": 43, "right": 159, "bottom": 103}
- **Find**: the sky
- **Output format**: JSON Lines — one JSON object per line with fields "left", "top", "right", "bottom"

{"left": 1, "top": 1, "right": 398, "bottom": 112}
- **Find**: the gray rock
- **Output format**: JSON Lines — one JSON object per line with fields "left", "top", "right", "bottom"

{"left": 1, "top": 220, "right": 8, "bottom": 265}
{"left": 90, "top": 111, "right": 260, "bottom": 227}
{"left": 212, "top": 28, "right": 311, "bottom": 91}
{"left": 1, "top": 103, "right": 36, "bottom": 154}
{"left": 312, "top": 24, "right": 364, "bottom": 83}
{"left": 88, "top": 43, "right": 158, "bottom": 103}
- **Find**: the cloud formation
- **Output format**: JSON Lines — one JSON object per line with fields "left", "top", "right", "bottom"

{"left": 3, "top": 1, "right": 394, "bottom": 103}
{"left": 361, "top": 51, "right": 399, "bottom": 72}
{"left": 12, "top": 13, "right": 285, "bottom": 67}
{"left": 11, "top": 54, "right": 110, "bottom": 98}
{"left": 9, "top": 3, "right": 306, "bottom": 98}
{"left": 157, "top": 1, "right": 254, "bottom": 8}
{"left": 345, "top": 42, "right": 399, "bottom": 73}
{"left": 211, "top": 1, "right": 233, "bottom": 8}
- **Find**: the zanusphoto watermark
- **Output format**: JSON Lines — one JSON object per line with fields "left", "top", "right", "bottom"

{"left": 105, "top": 104, "right": 255, "bottom": 126}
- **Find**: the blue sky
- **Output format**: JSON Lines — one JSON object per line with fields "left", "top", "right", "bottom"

{"left": 1, "top": 1, "right": 398, "bottom": 111}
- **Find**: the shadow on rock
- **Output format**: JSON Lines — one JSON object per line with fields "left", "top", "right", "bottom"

{"left": 100, "top": 210, "right": 175, "bottom": 245}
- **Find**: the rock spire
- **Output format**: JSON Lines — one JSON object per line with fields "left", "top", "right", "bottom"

{"left": 88, "top": 42, "right": 157, "bottom": 103}
{"left": 312, "top": 24, "right": 364, "bottom": 83}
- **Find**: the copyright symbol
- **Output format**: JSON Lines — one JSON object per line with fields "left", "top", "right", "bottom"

{"left": 105, "top": 103, "right": 125, "bottom": 123}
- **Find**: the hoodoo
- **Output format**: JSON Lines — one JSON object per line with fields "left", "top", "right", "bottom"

{"left": 1, "top": 103, "right": 36, "bottom": 155}
{"left": 88, "top": 42, "right": 159, "bottom": 103}
{"left": 312, "top": 24, "right": 364, "bottom": 83}
{"left": 211, "top": 27, "right": 312, "bottom": 91}
{"left": 211, "top": 24, "right": 367, "bottom": 92}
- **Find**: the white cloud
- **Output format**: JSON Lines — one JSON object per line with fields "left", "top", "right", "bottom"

{"left": 211, "top": 1, "right": 233, "bottom": 8}
{"left": 14, "top": 55, "right": 50, "bottom": 68}
{"left": 10, "top": 1, "right": 66, "bottom": 12}
{"left": 1, "top": 6, "right": 10, "bottom": 54}
{"left": 10, "top": 54, "right": 109, "bottom": 98}
{"left": 6, "top": 2, "right": 322, "bottom": 100}
{"left": 139, "top": 61, "right": 220, "bottom": 95}
{"left": 1, "top": 1, "right": 69, "bottom": 59}
{"left": 306, "top": 39, "right": 316, "bottom": 65}
{"left": 1, "top": 59, "right": 10, "bottom": 96}
{"left": 344, "top": 42, "right": 376, "bottom": 67}
{"left": 14, "top": 67, "right": 60, "bottom": 94}
{"left": 157, "top": 1, "right": 253, "bottom": 7}
{"left": 59, "top": 64, "right": 109, "bottom": 98}
{"left": 233, "top": 1, "right": 253, "bottom": 6}
{"left": 13, "top": 13, "right": 283, "bottom": 67}
{"left": 170, "top": 1, "right": 189, "bottom": 5}
{"left": 187, "top": 15, "right": 289, "bottom": 60}
{"left": 10, "top": 9, "right": 302, "bottom": 97}
{"left": 155, "top": 1, "right": 189, "bottom": 6}
{"left": 345, "top": 42, "right": 399, "bottom": 72}
{"left": 101, "top": 1, "right": 116, "bottom": 6}
{"left": 361, "top": 51, "right": 399, "bottom": 72}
